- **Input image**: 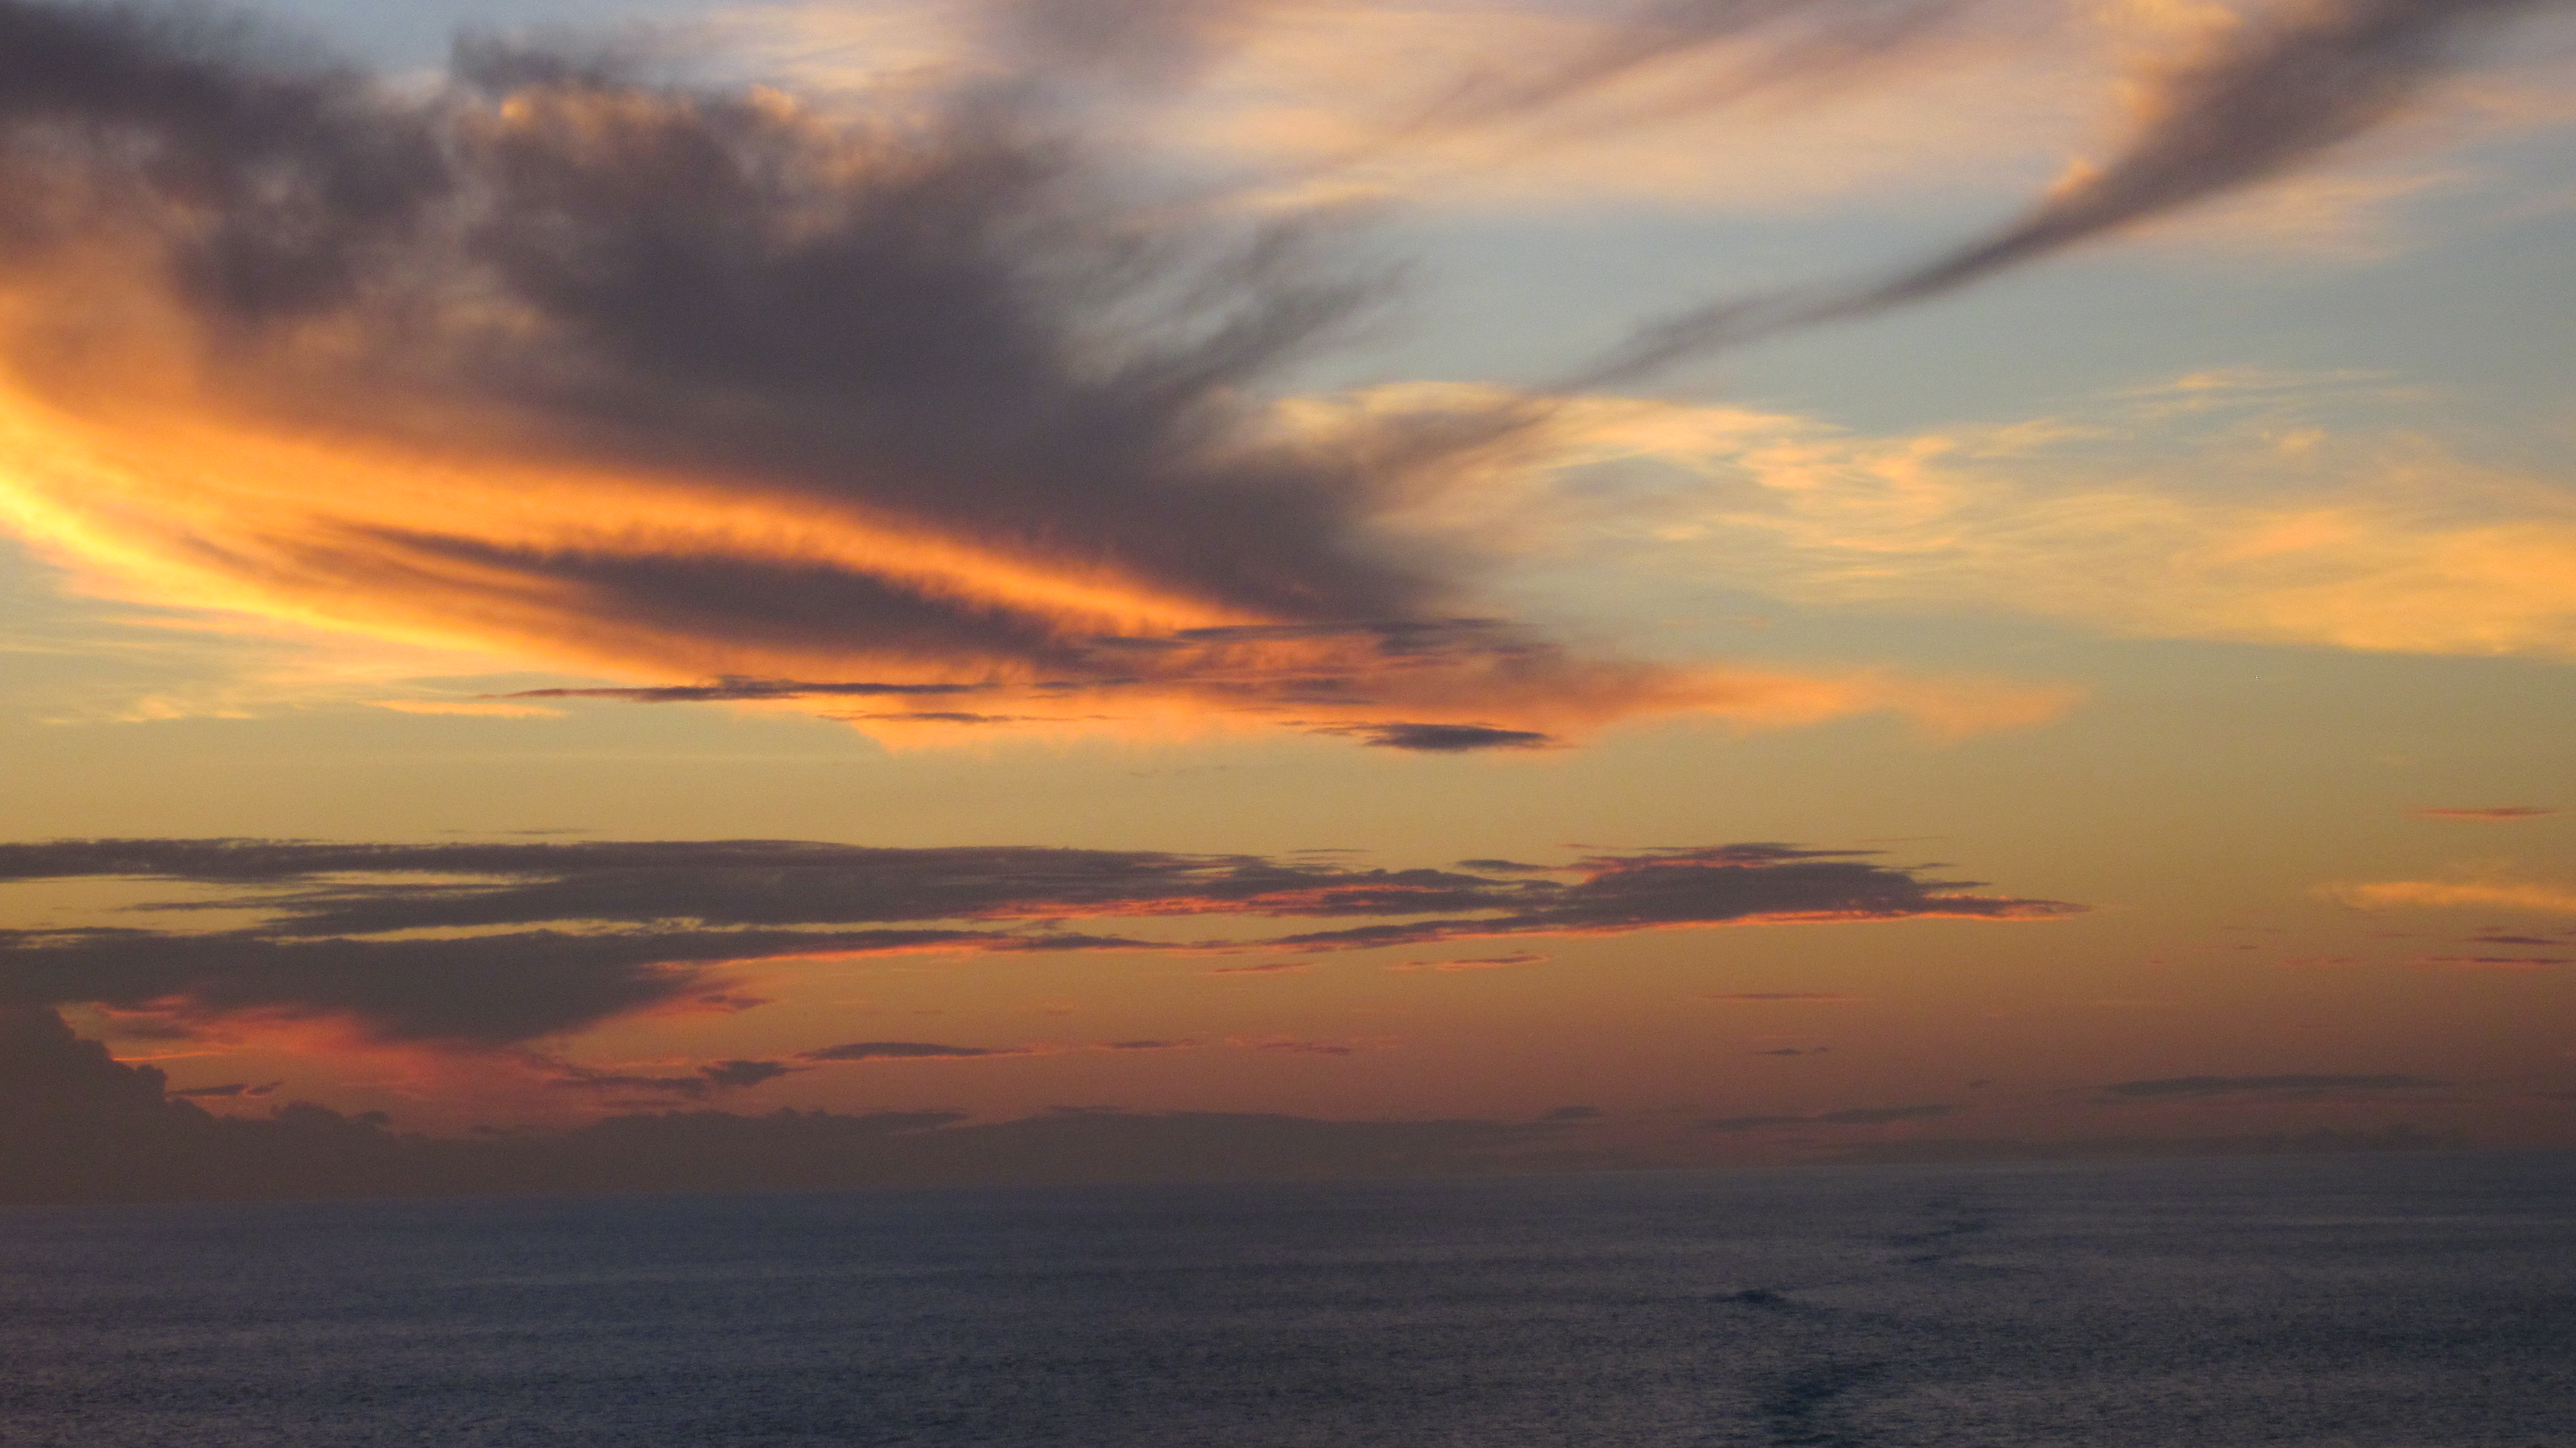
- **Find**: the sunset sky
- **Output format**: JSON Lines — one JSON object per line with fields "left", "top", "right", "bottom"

{"left": 3, "top": 0, "right": 2572, "bottom": 1190}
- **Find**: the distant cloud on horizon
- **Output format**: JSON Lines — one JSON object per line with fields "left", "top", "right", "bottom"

{"left": 2098, "top": 1073, "right": 2447, "bottom": 1101}
{"left": 2410, "top": 806, "right": 2559, "bottom": 821}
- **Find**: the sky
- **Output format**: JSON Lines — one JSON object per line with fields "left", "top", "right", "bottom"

{"left": 3, "top": 0, "right": 2573, "bottom": 1201}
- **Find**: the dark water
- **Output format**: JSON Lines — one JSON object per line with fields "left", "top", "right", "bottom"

{"left": 3, "top": 1152, "right": 2572, "bottom": 1447}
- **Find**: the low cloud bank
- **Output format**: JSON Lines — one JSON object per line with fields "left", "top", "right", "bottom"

{"left": 0, "top": 1008, "right": 1590, "bottom": 1205}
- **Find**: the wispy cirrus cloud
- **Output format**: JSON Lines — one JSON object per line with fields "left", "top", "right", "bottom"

{"left": 1584, "top": 0, "right": 2576, "bottom": 379}
{"left": 0, "top": 835, "right": 2078, "bottom": 1043}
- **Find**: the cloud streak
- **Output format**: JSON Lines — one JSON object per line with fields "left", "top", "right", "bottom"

{"left": 2098, "top": 1073, "right": 2446, "bottom": 1100}
{"left": 1584, "top": 0, "right": 2566, "bottom": 379}
{"left": 0, "top": 835, "right": 2078, "bottom": 1042}
{"left": 1697, "top": 1102, "right": 1953, "bottom": 1131}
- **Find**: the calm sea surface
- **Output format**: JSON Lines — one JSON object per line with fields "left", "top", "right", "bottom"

{"left": 3, "top": 1152, "right": 2571, "bottom": 1447}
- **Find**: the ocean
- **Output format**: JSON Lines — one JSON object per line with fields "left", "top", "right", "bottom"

{"left": 3, "top": 1152, "right": 2571, "bottom": 1446}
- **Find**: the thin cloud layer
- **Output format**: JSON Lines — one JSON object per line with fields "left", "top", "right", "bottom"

{"left": 1405, "top": 375, "right": 2576, "bottom": 663}
{"left": 2098, "top": 1073, "right": 2446, "bottom": 1100}
{"left": 801, "top": 1041, "right": 1015, "bottom": 1061}
{"left": 0, "top": 836, "right": 2079, "bottom": 1042}
{"left": 1697, "top": 1102, "right": 1954, "bottom": 1131}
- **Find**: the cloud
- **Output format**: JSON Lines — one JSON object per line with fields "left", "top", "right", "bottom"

{"left": 799, "top": 1042, "right": 1016, "bottom": 1062}
{"left": 1234, "top": 1036, "right": 1361, "bottom": 1055}
{"left": 1833, "top": 1123, "right": 2468, "bottom": 1164}
{"left": 2098, "top": 1073, "right": 2446, "bottom": 1100}
{"left": 1306, "top": 721, "right": 1558, "bottom": 752}
{"left": 1408, "top": 377, "right": 2576, "bottom": 663}
{"left": 1752, "top": 1046, "right": 1830, "bottom": 1056}
{"left": 2412, "top": 806, "right": 2559, "bottom": 821}
{"left": 368, "top": 700, "right": 566, "bottom": 718}
{"left": 747, "top": 0, "right": 2052, "bottom": 214}
{"left": 1385, "top": 951, "right": 1546, "bottom": 971}
{"left": 1205, "top": 961, "right": 1313, "bottom": 975}
{"left": 546, "top": 1056, "right": 800, "bottom": 1099}
{"left": 0, "top": 0, "right": 2077, "bottom": 751}
{"left": 1586, "top": 0, "right": 2570, "bottom": 378}
{"left": 2325, "top": 880, "right": 2576, "bottom": 915}
{"left": 1261, "top": 843, "right": 2078, "bottom": 951}
{"left": 0, "top": 1008, "right": 1588, "bottom": 1203}
{"left": 1698, "top": 1102, "right": 1953, "bottom": 1131}
{"left": 0, "top": 837, "right": 2076, "bottom": 1042}
{"left": 0, "top": 924, "right": 1000, "bottom": 1046}
{"left": 500, "top": 680, "right": 989, "bottom": 704}
{"left": 2410, "top": 955, "right": 2565, "bottom": 970}
{"left": 167, "top": 1081, "right": 279, "bottom": 1099}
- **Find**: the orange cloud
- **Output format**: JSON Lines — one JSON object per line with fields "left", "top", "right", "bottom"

{"left": 2323, "top": 881, "right": 2576, "bottom": 915}
{"left": 1417, "top": 375, "right": 2576, "bottom": 663}
{"left": 0, "top": 4, "right": 2079, "bottom": 751}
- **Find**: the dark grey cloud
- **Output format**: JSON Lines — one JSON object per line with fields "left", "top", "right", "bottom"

{"left": 1266, "top": 844, "right": 2075, "bottom": 950}
{"left": 1, "top": 836, "right": 2075, "bottom": 1042}
{"left": 1698, "top": 1102, "right": 1953, "bottom": 1132}
{"left": 547, "top": 1057, "right": 800, "bottom": 1099}
{"left": 168, "top": 1081, "right": 279, "bottom": 1099}
{"left": 2099, "top": 1073, "right": 2448, "bottom": 1100}
{"left": 800, "top": 1042, "right": 1016, "bottom": 1062}
{"left": 1311, "top": 722, "right": 1559, "bottom": 752}
{"left": 0, "top": 0, "right": 1544, "bottom": 690}
{"left": 0, "top": 924, "right": 996, "bottom": 1045}
{"left": 1586, "top": 0, "right": 2562, "bottom": 381}
{"left": 0, "top": 1007, "right": 1589, "bottom": 1203}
